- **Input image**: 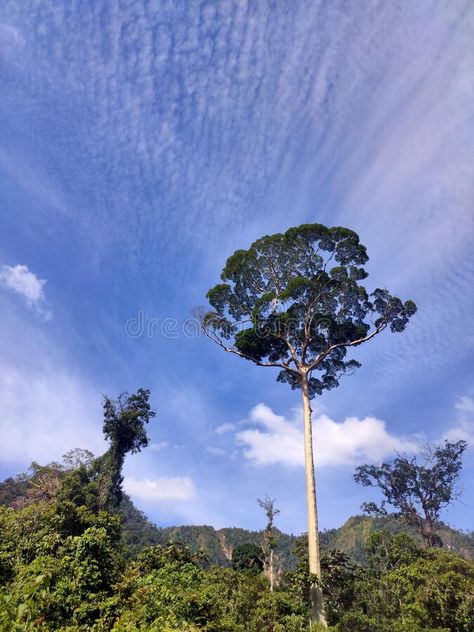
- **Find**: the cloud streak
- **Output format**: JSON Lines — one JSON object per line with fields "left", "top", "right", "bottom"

{"left": 2, "top": 0, "right": 471, "bottom": 386}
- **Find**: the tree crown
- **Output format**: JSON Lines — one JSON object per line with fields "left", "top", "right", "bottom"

{"left": 354, "top": 439, "right": 468, "bottom": 545}
{"left": 203, "top": 224, "right": 416, "bottom": 397}
{"left": 102, "top": 388, "right": 155, "bottom": 455}
{"left": 98, "top": 388, "right": 156, "bottom": 509}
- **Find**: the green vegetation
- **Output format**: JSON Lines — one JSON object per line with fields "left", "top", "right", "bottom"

{"left": 231, "top": 543, "right": 264, "bottom": 575}
{"left": 0, "top": 387, "right": 472, "bottom": 630}
{"left": 355, "top": 440, "right": 468, "bottom": 547}
{"left": 1, "top": 475, "right": 472, "bottom": 631}
{"left": 96, "top": 388, "right": 156, "bottom": 510}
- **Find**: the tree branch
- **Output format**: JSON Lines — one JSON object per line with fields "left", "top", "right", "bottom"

{"left": 202, "top": 326, "right": 301, "bottom": 377}
{"left": 306, "top": 322, "right": 387, "bottom": 371}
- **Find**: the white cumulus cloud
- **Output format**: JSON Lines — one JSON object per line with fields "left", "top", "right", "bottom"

{"left": 123, "top": 476, "right": 196, "bottom": 502}
{"left": 237, "top": 403, "right": 419, "bottom": 468}
{"left": 0, "top": 264, "right": 51, "bottom": 319}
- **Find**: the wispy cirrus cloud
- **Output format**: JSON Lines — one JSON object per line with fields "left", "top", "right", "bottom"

{"left": 2, "top": 2, "right": 469, "bottom": 253}
{"left": 0, "top": 21, "right": 23, "bottom": 56}
{"left": 2, "top": 0, "right": 471, "bottom": 388}
{"left": 237, "top": 403, "right": 420, "bottom": 468}
{"left": 1, "top": 0, "right": 473, "bottom": 532}
{"left": 148, "top": 441, "right": 169, "bottom": 452}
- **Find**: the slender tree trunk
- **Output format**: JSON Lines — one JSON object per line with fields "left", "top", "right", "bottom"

{"left": 270, "top": 547, "right": 274, "bottom": 592}
{"left": 301, "top": 376, "right": 326, "bottom": 627}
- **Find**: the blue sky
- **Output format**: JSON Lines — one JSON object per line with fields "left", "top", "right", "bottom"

{"left": 0, "top": 0, "right": 473, "bottom": 535}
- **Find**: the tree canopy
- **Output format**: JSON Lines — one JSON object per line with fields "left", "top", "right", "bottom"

{"left": 202, "top": 224, "right": 416, "bottom": 396}
{"left": 232, "top": 543, "right": 264, "bottom": 575}
{"left": 0, "top": 431, "right": 473, "bottom": 630}
{"left": 97, "top": 388, "right": 156, "bottom": 508}
{"left": 354, "top": 439, "right": 468, "bottom": 547}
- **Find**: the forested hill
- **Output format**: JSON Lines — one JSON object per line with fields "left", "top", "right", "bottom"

{"left": 1, "top": 468, "right": 472, "bottom": 568}
{"left": 122, "top": 496, "right": 474, "bottom": 567}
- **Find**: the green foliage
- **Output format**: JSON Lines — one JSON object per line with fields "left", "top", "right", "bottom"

{"left": 365, "top": 531, "right": 425, "bottom": 572}
{"left": 102, "top": 388, "right": 155, "bottom": 455}
{"left": 96, "top": 388, "right": 156, "bottom": 509}
{"left": 319, "top": 549, "right": 360, "bottom": 625}
{"left": 1, "top": 475, "right": 473, "bottom": 631}
{"left": 0, "top": 385, "right": 472, "bottom": 632}
{"left": 232, "top": 543, "right": 264, "bottom": 575}
{"left": 286, "top": 537, "right": 360, "bottom": 627}
{"left": 354, "top": 440, "right": 468, "bottom": 546}
{"left": 285, "top": 530, "right": 474, "bottom": 631}
{"left": 0, "top": 497, "right": 122, "bottom": 629}
{"left": 136, "top": 542, "right": 207, "bottom": 572}
{"left": 349, "top": 546, "right": 474, "bottom": 632}
{"left": 203, "top": 223, "right": 416, "bottom": 398}
{"left": 94, "top": 553, "right": 306, "bottom": 631}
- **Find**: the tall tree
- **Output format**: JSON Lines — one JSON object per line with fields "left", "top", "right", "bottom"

{"left": 96, "top": 388, "right": 156, "bottom": 509}
{"left": 354, "top": 439, "right": 468, "bottom": 547}
{"left": 200, "top": 223, "right": 416, "bottom": 625}
{"left": 258, "top": 495, "right": 280, "bottom": 592}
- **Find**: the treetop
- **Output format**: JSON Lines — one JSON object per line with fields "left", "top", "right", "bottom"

{"left": 202, "top": 223, "right": 416, "bottom": 397}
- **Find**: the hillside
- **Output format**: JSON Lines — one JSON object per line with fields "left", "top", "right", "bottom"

{"left": 2, "top": 469, "right": 472, "bottom": 568}
{"left": 319, "top": 514, "right": 474, "bottom": 563}
{"left": 121, "top": 496, "right": 474, "bottom": 567}
{"left": 121, "top": 495, "right": 299, "bottom": 568}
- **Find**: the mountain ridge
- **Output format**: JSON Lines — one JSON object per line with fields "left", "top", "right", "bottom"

{"left": 121, "top": 496, "right": 474, "bottom": 567}
{"left": 2, "top": 469, "right": 472, "bottom": 568}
